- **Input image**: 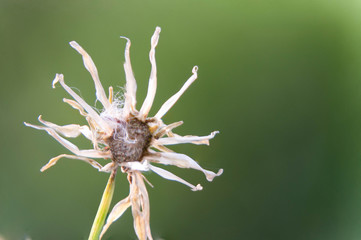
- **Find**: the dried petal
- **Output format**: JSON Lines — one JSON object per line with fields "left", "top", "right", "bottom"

{"left": 148, "top": 165, "right": 203, "bottom": 191}
{"left": 69, "top": 41, "right": 110, "bottom": 109}
{"left": 24, "top": 122, "right": 111, "bottom": 159}
{"left": 38, "top": 115, "right": 91, "bottom": 139}
{"left": 63, "top": 98, "right": 88, "bottom": 116}
{"left": 130, "top": 172, "right": 153, "bottom": 240}
{"left": 41, "top": 154, "right": 103, "bottom": 172}
{"left": 154, "top": 121, "right": 183, "bottom": 139}
{"left": 139, "top": 27, "right": 161, "bottom": 120}
{"left": 154, "top": 131, "right": 219, "bottom": 146}
{"left": 100, "top": 196, "right": 131, "bottom": 239}
{"left": 154, "top": 66, "right": 198, "bottom": 119}
{"left": 147, "top": 152, "right": 223, "bottom": 181}
{"left": 120, "top": 36, "right": 137, "bottom": 117}
{"left": 52, "top": 74, "right": 112, "bottom": 134}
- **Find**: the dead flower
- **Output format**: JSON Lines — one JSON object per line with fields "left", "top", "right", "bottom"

{"left": 25, "top": 27, "right": 223, "bottom": 240}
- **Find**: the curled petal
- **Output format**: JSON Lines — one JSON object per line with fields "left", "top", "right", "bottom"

{"left": 132, "top": 172, "right": 152, "bottom": 240}
{"left": 139, "top": 27, "right": 161, "bottom": 120}
{"left": 132, "top": 204, "right": 147, "bottom": 240}
{"left": 63, "top": 98, "right": 88, "bottom": 116}
{"left": 154, "top": 66, "right": 198, "bottom": 120}
{"left": 147, "top": 152, "right": 223, "bottom": 182}
{"left": 63, "top": 98, "right": 102, "bottom": 139}
{"left": 69, "top": 41, "right": 110, "bottom": 109}
{"left": 120, "top": 36, "right": 137, "bottom": 117}
{"left": 24, "top": 122, "right": 111, "bottom": 159}
{"left": 100, "top": 196, "right": 131, "bottom": 240}
{"left": 40, "top": 154, "right": 103, "bottom": 172}
{"left": 38, "top": 115, "right": 91, "bottom": 139}
{"left": 148, "top": 164, "right": 203, "bottom": 191}
{"left": 52, "top": 74, "right": 112, "bottom": 134}
{"left": 154, "top": 131, "right": 219, "bottom": 146}
{"left": 154, "top": 121, "right": 183, "bottom": 139}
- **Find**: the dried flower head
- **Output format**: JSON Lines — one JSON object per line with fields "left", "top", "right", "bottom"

{"left": 25, "top": 27, "right": 223, "bottom": 239}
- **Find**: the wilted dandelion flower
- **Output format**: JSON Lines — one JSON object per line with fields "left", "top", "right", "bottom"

{"left": 25, "top": 27, "right": 223, "bottom": 239}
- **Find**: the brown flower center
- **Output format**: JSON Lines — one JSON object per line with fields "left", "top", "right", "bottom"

{"left": 107, "top": 117, "right": 152, "bottom": 163}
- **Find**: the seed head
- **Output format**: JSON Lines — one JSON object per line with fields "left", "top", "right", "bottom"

{"left": 107, "top": 117, "right": 152, "bottom": 163}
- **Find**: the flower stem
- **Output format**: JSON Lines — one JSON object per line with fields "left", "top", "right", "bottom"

{"left": 88, "top": 169, "right": 117, "bottom": 240}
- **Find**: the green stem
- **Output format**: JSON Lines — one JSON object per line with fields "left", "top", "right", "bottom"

{"left": 88, "top": 169, "right": 117, "bottom": 240}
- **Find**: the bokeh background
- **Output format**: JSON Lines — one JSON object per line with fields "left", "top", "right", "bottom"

{"left": 2, "top": 0, "right": 361, "bottom": 239}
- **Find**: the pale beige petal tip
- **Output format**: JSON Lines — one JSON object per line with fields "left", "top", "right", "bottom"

{"left": 204, "top": 168, "right": 223, "bottom": 182}
{"left": 193, "top": 184, "right": 203, "bottom": 191}
{"left": 203, "top": 131, "right": 220, "bottom": 145}
{"left": 153, "top": 27, "right": 161, "bottom": 41}
{"left": 52, "top": 73, "right": 63, "bottom": 88}
{"left": 69, "top": 40, "right": 77, "bottom": 48}
{"left": 212, "top": 130, "right": 220, "bottom": 136}
{"left": 206, "top": 168, "right": 224, "bottom": 181}
{"left": 23, "top": 122, "right": 42, "bottom": 129}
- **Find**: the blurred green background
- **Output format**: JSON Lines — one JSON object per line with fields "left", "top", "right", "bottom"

{"left": 2, "top": 0, "right": 361, "bottom": 239}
